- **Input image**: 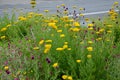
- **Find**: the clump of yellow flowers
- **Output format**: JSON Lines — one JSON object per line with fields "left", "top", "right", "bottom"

{"left": 62, "top": 75, "right": 73, "bottom": 80}
{"left": 30, "top": 0, "right": 36, "bottom": 8}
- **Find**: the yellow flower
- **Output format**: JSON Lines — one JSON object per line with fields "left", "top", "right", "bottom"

{"left": 61, "top": 4, "right": 65, "bottom": 6}
{"left": 76, "top": 59, "right": 81, "bottom": 63}
{"left": 52, "top": 63, "right": 58, "bottom": 68}
{"left": 79, "top": 13, "right": 84, "bottom": 17}
{"left": 97, "top": 37, "right": 102, "bottom": 41}
{"left": 18, "top": 17, "right": 27, "bottom": 21}
{"left": 1, "top": 27, "right": 7, "bottom": 32}
{"left": 64, "top": 42, "right": 68, "bottom": 45}
{"left": 45, "top": 44, "right": 52, "bottom": 49}
{"left": 99, "top": 28, "right": 104, "bottom": 32}
{"left": 37, "top": 13, "right": 43, "bottom": 16}
{"left": 51, "top": 34, "right": 54, "bottom": 37}
{"left": 0, "top": 36, "right": 6, "bottom": 39}
{"left": 63, "top": 44, "right": 68, "bottom": 49}
{"left": 79, "top": 7, "right": 84, "bottom": 10}
{"left": 85, "top": 18, "right": 89, "bottom": 22}
{"left": 88, "top": 27, "right": 93, "bottom": 30}
{"left": 4, "top": 66, "right": 9, "bottom": 70}
{"left": 30, "top": 1, "right": 36, "bottom": 5}
{"left": 6, "top": 24, "right": 11, "bottom": 27}
{"left": 72, "top": 5, "right": 77, "bottom": 8}
{"left": 33, "top": 47, "right": 39, "bottom": 50}
{"left": 28, "top": 12, "right": 34, "bottom": 15}
{"left": 87, "top": 54, "right": 92, "bottom": 58}
{"left": 107, "top": 30, "right": 112, "bottom": 33}
{"left": 23, "top": 71, "right": 27, "bottom": 75}
{"left": 44, "top": 10, "right": 49, "bottom": 13}
{"left": 87, "top": 47, "right": 93, "bottom": 51}
{"left": 96, "top": 31, "right": 100, "bottom": 34}
{"left": 106, "top": 39, "right": 110, "bottom": 42}
{"left": 70, "top": 28, "right": 80, "bottom": 32}
{"left": 48, "top": 22, "right": 55, "bottom": 26}
{"left": 67, "top": 76, "right": 73, "bottom": 80}
{"left": 39, "top": 40, "right": 44, "bottom": 45}
{"left": 67, "top": 48, "right": 71, "bottom": 50}
{"left": 80, "top": 41, "right": 84, "bottom": 44}
{"left": 44, "top": 49, "right": 49, "bottom": 54}
{"left": 48, "top": 22, "right": 57, "bottom": 29}
{"left": 73, "top": 22, "right": 80, "bottom": 26}
{"left": 45, "top": 40, "right": 52, "bottom": 43}
{"left": 107, "top": 25, "right": 113, "bottom": 28}
{"left": 56, "top": 48, "right": 64, "bottom": 51}
{"left": 88, "top": 41, "right": 93, "bottom": 44}
{"left": 60, "top": 34, "right": 65, "bottom": 38}
{"left": 113, "top": 1, "right": 119, "bottom": 5}
{"left": 57, "top": 30, "right": 62, "bottom": 33}
{"left": 57, "top": 5, "right": 60, "bottom": 8}
{"left": 62, "top": 75, "right": 68, "bottom": 79}
{"left": 88, "top": 23, "right": 94, "bottom": 27}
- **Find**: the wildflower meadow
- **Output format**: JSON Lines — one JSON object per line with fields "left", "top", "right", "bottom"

{"left": 0, "top": 1, "right": 120, "bottom": 80}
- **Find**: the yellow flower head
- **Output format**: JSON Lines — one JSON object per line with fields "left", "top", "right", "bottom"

{"left": 85, "top": 18, "right": 89, "bottom": 22}
{"left": 67, "top": 48, "right": 71, "bottom": 50}
{"left": 0, "top": 36, "right": 6, "bottom": 39}
{"left": 79, "top": 13, "right": 84, "bottom": 16}
{"left": 107, "top": 30, "right": 112, "bottom": 33}
{"left": 30, "top": 1, "right": 36, "bottom": 5}
{"left": 39, "top": 40, "right": 44, "bottom": 45}
{"left": 62, "top": 75, "right": 68, "bottom": 79}
{"left": 56, "top": 48, "right": 64, "bottom": 51}
{"left": 45, "top": 40, "right": 52, "bottom": 43}
{"left": 1, "top": 27, "right": 7, "bottom": 32}
{"left": 45, "top": 44, "right": 52, "bottom": 49}
{"left": 4, "top": 66, "right": 9, "bottom": 71}
{"left": 73, "top": 22, "right": 80, "bottom": 27}
{"left": 72, "top": 5, "right": 77, "bottom": 8}
{"left": 88, "top": 27, "right": 93, "bottom": 30}
{"left": 67, "top": 76, "right": 73, "bottom": 80}
{"left": 44, "top": 10, "right": 49, "bottom": 13}
{"left": 60, "top": 34, "right": 65, "bottom": 38}
{"left": 57, "top": 30, "right": 62, "bottom": 33}
{"left": 33, "top": 47, "right": 39, "bottom": 50}
{"left": 52, "top": 63, "right": 58, "bottom": 68}
{"left": 76, "top": 59, "right": 81, "bottom": 63}
{"left": 87, "top": 54, "right": 92, "bottom": 58}
{"left": 88, "top": 41, "right": 93, "bottom": 44}
{"left": 97, "top": 37, "right": 102, "bottom": 41}
{"left": 87, "top": 47, "right": 93, "bottom": 51}
{"left": 80, "top": 7, "right": 84, "bottom": 10}
{"left": 48, "top": 22, "right": 57, "bottom": 29}
{"left": 88, "top": 23, "right": 94, "bottom": 27}
{"left": 64, "top": 42, "right": 68, "bottom": 45}
{"left": 63, "top": 44, "right": 68, "bottom": 49}
{"left": 70, "top": 28, "right": 80, "bottom": 32}
{"left": 113, "top": 1, "right": 119, "bottom": 5}
{"left": 44, "top": 49, "right": 49, "bottom": 54}
{"left": 6, "top": 24, "right": 11, "bottom": 27}
{"left": 61, "top": 4, "right": 65, "bottom": 6}
{"left": 18, "top": 17, "right": 27, "bottom": 21}
{"left": 99, "top": 28, "right": 104, "bottom": 32}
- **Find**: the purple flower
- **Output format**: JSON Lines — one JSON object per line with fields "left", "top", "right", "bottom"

{"left": 14, "top": 78, "right": 19, "bottom": 80}
{"left": 46, "top": 58, "right": 51, "bottom": 63}
{"left": 6, "top": 70, "right": 10, "bottom": 74}
{"left": 31, "top": 56, "right": 34, "bottom": 60}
